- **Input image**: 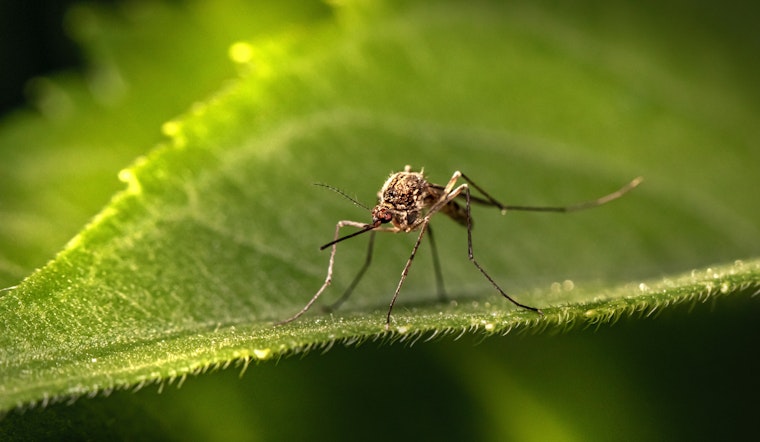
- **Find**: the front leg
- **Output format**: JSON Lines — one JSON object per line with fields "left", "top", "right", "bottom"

{"left": 325, "top": 230, "right": 377, "bottom": 312}
{"left": 275, "top": 220, "right": 369, "bottom": 325}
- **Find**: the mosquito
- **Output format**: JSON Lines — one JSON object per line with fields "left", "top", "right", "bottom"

{"left": 277, "top": 165, "right": 642, "bottom": 330}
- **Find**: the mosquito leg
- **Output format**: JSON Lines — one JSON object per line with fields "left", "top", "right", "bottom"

{"left": 426, "top": 224, "right": 447, "bottom": 301}
{"left": 460, "top": 173, "right": 643, "bottom": 213}
{"left": 325, "top": 230, "right": 376, "bottom": 312}
{"left": 462, "top": 186, "right": 544, "bottom": 315}
{"left": 275, "top": 220, "right": 367, "bottom": 326}
{"left": 459, "top": 172, "right": 509, "bottom": 212}
{"left": 441, "top": 170, "right": 463, "bottom": 194}
{"left": 385, "top": 221, "right": 430, "bottom": 330}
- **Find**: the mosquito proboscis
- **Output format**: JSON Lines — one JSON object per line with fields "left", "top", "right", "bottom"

{"left": 276, "top": 165, "right": 642, "bottom": 330}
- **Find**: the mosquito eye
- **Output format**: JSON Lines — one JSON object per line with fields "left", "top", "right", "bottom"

{"left": 373, "top": 207, "right": 393, "bottom": 223}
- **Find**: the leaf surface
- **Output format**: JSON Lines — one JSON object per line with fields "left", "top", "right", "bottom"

{"left": 1, "top": 0, "right": 759, "bottom": 421}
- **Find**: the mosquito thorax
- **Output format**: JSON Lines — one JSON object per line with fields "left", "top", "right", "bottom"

{"left": 376, "top": 168, "right": 432, "bottom": 231}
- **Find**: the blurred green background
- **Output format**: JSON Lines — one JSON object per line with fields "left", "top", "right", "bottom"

{"left": 1, "top": 1, "right": 758, "bottom": 440}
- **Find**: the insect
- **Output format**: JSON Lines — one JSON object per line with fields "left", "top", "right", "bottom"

{"left": 277, "top": 165, "right": 642, "bottom": 330}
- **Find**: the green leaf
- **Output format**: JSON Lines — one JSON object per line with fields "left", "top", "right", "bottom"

{"left": 2, "top": 0, "right": 759, "bottom": 439}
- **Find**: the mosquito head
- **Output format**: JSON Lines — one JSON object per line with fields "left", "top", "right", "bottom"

{"left": 371, "top": 205, "right": 394, "bottom": 225}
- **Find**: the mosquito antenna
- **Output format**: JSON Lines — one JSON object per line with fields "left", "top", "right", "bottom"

{"left": 320, "top": 222, "right": 379, "bottom": 250}
{"left": 501, "top": 177, "right": 643, "bottom": 212}
{"left": 314, "top": 183, "right": 371, "bottom": 211}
